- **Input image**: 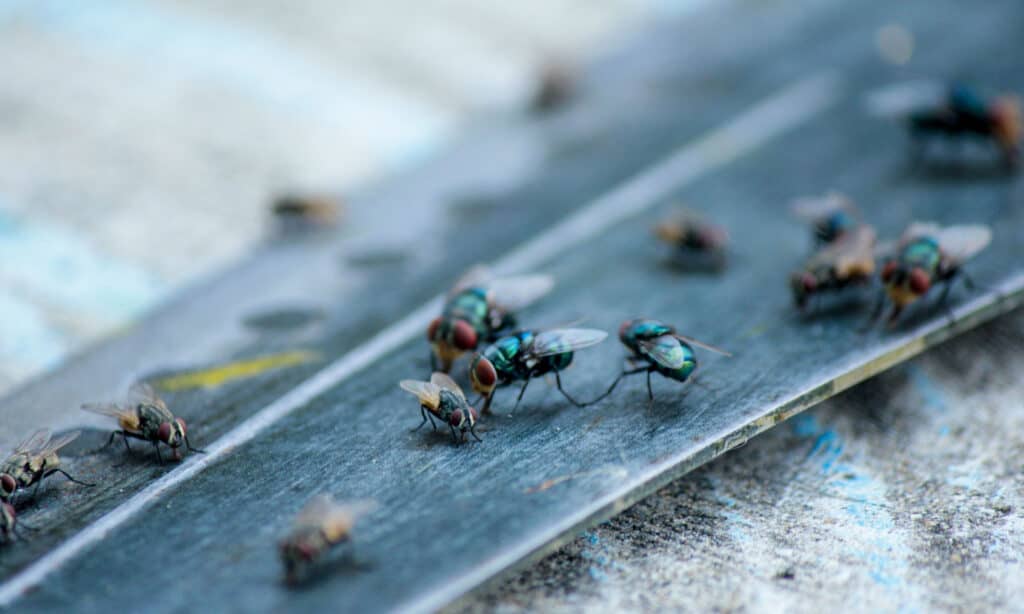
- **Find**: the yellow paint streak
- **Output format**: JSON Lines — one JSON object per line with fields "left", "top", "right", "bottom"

{"left": 153, "top": 351, "right": 320, "bottom": 391}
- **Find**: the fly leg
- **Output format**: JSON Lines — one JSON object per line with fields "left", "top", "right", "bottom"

{"left": 469, "top": 424, "right": 482, "bottom": 443}
{"left": 448, "top": 423, "right": 460, "bottom": 444}
{"left": 153, "top": 443, "right": 164, "bottom": 465}
{"left": 47, "top": 469, "right": 95, "bottom": 488}
{"left": 552, "top": 371, "right": 587, "bottom": 408}
{"left": 412, "top": 405, "right": 437, "bottom": 432}
{"left": 646, "top": 370, "right": 655, "bottom": 403}
{"left": 511, "top": 376, "right": 534, "bottom": 414}
{"left": 480, "top": 392, "right": 496, "bottom": 415}
{"left": 185, "top": 436, "right": 206, "bottom": 454}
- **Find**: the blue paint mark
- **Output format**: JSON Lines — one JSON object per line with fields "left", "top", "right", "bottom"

{"left": 789, "top": 409, "right": 909, "bottom": 590}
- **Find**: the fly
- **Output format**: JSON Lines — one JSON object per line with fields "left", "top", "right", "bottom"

{"left": 0, "top": 429, "right": 93, "bottom": 502}
{"left": 401, "top": 373, "right": 481, "bottom": 444}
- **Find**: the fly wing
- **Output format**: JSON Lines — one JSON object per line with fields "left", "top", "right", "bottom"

{"left": 790, "top": 192, "right": 856, "bottom": 221}
{"left": 486, "top": 274, "right": 555, "bottom": 311}
{"left": 653, "top": 208, "right": 701, "bottom": 244}
{"left": 862, "top": 80, "right": 946, "bottom": 118}
{"left": 831, "top": 226, "right": 877, "bottom": 277}
{"left": 127, "top": 382, "right": 168, "bottom": 410}
{"left": 38, "top": 431, "right": 81, "bottom": 456}
{"left": 936, "top": 225, "right": 992, "bottom": 263}
{"left": 673, "top": 334, "right": 732, "bottom": 357}
{"left": 399, "top": 380, "right": 441, "bottom": 408}
{"left": 525, "top": 328, "right": 608, "bottom": 359}
{"left": 637, "top": 337, "right": 689, "bottom": 370}
{"left": 294, "top": 495, "right": 377, "bottom": 538}
{"left": 900, "top": 221, "right": 942, "bottom": 243}
{"left": 429, "top": 372, "right": 466, "bottom": 401}
{"left": 81, "top": 402, "right": 140, "bottom": 430}
{"left": 448, "top": 264, "right": 493, "bottom": 296}
{"left": 14, "top": 429, "right": 51, "bottom": 454}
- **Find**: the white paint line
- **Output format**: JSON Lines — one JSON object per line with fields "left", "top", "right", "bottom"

{"left": 0, "top": 70, "right": 842, "bottom": 606}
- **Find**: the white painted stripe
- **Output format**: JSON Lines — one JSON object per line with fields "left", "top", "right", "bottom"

{"left": 0, "top": 71, "right": 842, "bottom": 606}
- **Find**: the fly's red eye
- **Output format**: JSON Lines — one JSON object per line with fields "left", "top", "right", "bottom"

{"left": 801, "top": 273, "right": 817, "bottom": 293}
{"left": 449, "top": 410, "right": 464, "bottom": 427}
{"left": 881, "top": 261, "right": 898, "bottom": 283}
{"left": 452, "top": 321, "right": 477, "bottom": 351}
{"left": 0, "top": 475, "right": 15, "bottom": 496}
{"left": 176, "top": 417, "right": 187, "bottom": 434}
{"left": 909, "top": 267, "right": 931, "bottom": 294}
{"left": 473, "top": 358, "right": 497, "bottom": 388}
{"left": 298, "top": 544, "right": 316, "bottom": 561}
{"left": 157, "top": 422, "right": 172, "bottom": 444}
{"left": 427, "top": 317, "right": 442, "bottom": 342}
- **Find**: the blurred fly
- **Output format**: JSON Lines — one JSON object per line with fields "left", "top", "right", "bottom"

{"left": 602, "top": 319, "right": 731, "bottom": 401}
{"left": 468, "top": 327, "right": 608, "bottom": 414}
{"left": 272, "top": 194, "right": 343, "bottom": 234}
{"left": 790, "top": 192, "right": 860, "bottom": 245}
{"left": 400, "top": 373, "right": 481, "bottom": 444}
{"left": 82, "top": 383, "right": 204, "bottom": 464}
{"left": 908, "top": 84, "right": 1021, "bottom": 166}
{"left": 280, "top": 495, "right": 376, "bottom": 583}
{"left": 653, "top": 208, "right": 729, "bottom": 268}
{"left": 0, "top": 429, "right": 92, "bottom": 502}
{"left": 427, "top": 265, "right": 554, "bottom": 373}
{"left": 872, "top": 222, "right": 993, "bottom": 325}
{"left": 790, "top": 225, "right": 878, "bottom": 312}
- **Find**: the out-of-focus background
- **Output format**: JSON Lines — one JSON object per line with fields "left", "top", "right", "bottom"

{"left": 0, "top": 0, "right": 696, "bottom": 392}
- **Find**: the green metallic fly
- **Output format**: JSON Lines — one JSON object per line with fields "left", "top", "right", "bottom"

{"left": 468, "top": 327, "right": 608, "bottom": 414}
{"left": 601, "top": 318, "right": 731, "bottom": 401}
{"left": 427, "top": 265, "right": 555, "bottom": 373}
{"left": 871, "top": 222, "right": 992, "bottom": 325}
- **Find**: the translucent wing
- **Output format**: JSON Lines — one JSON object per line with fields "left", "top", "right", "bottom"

{"left": 862, "top": 80, "right": 946, "bottom": 118}
{"left": 449, "top": 264, "right": 493, "bottom": 296}
{"left": 399, "top": 380, "right": 441, "bottom": 408}
{"left": 900, "top": 221, "right": 942, "bottom": 243}
{"left": 937, "top": 225, "right": 992, "bottom": 263}
{"left": 430, "top": 372, "right": 466, "bottom": 401}
{"left": 526, "top": 328, "right": 608, "bottom": 359}
{"left": 127, "top": 382, "right": 167, "bottom": 410}
{"left": 293, "top": 495, "right": 377, "bottom": 536}
{"left": 637, "top": 336, "right": 690, "bottom": 370}
{"left": 486, "top": 274, "right": 555, "bottom": 311}
{"left": 790, "top": 192, "right": 857, "bottom": 221}
{"left": 807, "top": 225, "right": 877, "bottom": 276}
{"left": 81, "top": 402, "right": 140, "bottom": 430}
{"left": 37, "top": 431, "right": 81, "bottom": 456}
{"left": 13, "top": 429, "right": 51, "bottom": 454}
{"left": 673, "top": 335, "right": 732, "bottom": 357}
